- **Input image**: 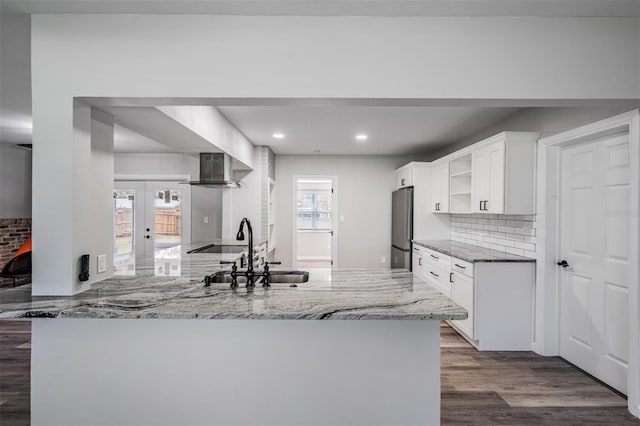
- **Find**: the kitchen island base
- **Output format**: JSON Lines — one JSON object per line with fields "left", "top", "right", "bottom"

{"left": 32, "top": 319, "right": 440, "bottom": 426}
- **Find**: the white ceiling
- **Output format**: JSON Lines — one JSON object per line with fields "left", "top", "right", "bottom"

{"left": 217, "top": 106, "right": 520, "bottom": 155}
{"left": 2, "top": 0, "right": 638, "bottom": 17}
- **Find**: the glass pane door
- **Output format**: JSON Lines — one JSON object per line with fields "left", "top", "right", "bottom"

{"left": 113, "top": 181, "right": 191, "bottom": 277}
{"left": 150, "top": 187, "right": 184, "bottom": 277}
{"left": 295, "top": 178, "right": 334, "bottom": 269}
{"left": 113, "top": 189, "right": 137, "bottom": 276}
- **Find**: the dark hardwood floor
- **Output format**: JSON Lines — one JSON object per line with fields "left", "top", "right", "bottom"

{"left": 0, "top": 319, "right": 30, "bottom": 426}
{"left": 0, "top": 319, "right": 638, "bottom": 425}
{"left": 440, "top": 323, "right": 639, "bottom": 425}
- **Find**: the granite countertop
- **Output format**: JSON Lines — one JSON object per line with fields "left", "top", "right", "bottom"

{"left": 413, "top": 240, "right": 536, "bottom": 263}
{"left": 0, "top": 260, "right": 467, "bottom": 320}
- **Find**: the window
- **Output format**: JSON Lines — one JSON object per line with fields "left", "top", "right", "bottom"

{"left": 297, "top": 189, "right": 332, "bottom": 231}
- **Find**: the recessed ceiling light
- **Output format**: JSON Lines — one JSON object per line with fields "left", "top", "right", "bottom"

{"left": 355, "top": 134, "right": 368, "bottom": 141}
{"left": 272, "top": 132, "right": 285, "bottom": 139}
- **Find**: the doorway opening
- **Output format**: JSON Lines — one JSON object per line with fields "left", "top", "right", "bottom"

{"left": 113, "top": 181, "right": 191, "bottom": 276}
{"left": 293, "top": 176, "right": 336, "bottom": 269}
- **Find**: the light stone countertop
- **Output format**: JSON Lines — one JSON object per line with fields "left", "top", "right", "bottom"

{"left": 0, "top": 244, "right": 467, "bottom": 320}
{"left": 413, "top": 240, "right": 536, "bottom": 263}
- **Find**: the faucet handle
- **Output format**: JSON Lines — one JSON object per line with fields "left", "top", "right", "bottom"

{"left": 265, "top": 261, "right": 281, "bottom": 266}
{"left": 219, "top": 260, "right": 236, "bottom": 265}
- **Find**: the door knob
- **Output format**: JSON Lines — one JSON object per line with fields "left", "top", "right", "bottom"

{"left": 557, "top": 260, "right": 570, "bottom": 268}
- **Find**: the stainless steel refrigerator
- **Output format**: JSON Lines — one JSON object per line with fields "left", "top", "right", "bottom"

{"left": 391, "top": 187, "right": 413, "bottom": 270}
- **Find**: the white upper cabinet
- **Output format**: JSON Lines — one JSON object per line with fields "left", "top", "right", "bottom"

{"left": 470, "top": 132, "right": 538, "bottom": 214}
{"left": 394, "top": 162, "right": 450, "bottom": 241}
{"left": 431, "top": 163, "right": 449, "bottom": 213}
{"left": 472, "top": 140, "right": 505, "bottom": 214}
{"left": 396, "top": 167, "right": 413, "bottom": 189}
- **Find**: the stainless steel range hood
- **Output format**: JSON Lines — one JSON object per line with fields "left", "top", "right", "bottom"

{"left": 185, "top": 153, "right": 241, "bottom": 188}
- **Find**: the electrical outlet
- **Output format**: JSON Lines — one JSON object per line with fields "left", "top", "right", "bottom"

{"left": 340, "top": 215, "right": 345, "bottom": 222}
{"left": 381, "top": 256, "right": 386, "bottom": 264}
{"left": 523, "top": 221, "right": 532, "bottom": 231}
{"left": 204, "top": 216, "right": 209, "bottom": 224}
{"left": 97, "top": 254, "right": 107, "bottom": 274}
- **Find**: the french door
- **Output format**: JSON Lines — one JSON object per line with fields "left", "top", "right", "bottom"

{"left": 113, "top": 181, "right": 191, "bottom": 275}
{"left": 559, "top": 132, "right": 630, "bottom": 394}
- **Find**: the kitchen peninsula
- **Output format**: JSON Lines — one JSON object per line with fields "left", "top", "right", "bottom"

{"left": 0, "top": 246, "right": 466, "bottom": 426}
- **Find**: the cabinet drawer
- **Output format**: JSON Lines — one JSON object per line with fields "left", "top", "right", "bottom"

{"left": 423, "top": 264, "right": 452, "bottom": 297}
{"left": 451, "top": 257, "right": 474, "bottom": 278}
{"left": 423, "top": 247, "right": 451, "bottom": 271}
{"left": 412, "top": 244, "right": 427, "bottom": 257}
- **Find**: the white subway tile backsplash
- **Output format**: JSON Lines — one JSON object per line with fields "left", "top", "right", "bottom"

{"left": 514, "top": 241, "right": 536, "bottom": 251}
{"left": 449, "top": 214, "right": 538, "bottom": 259}
{"left": 505, "top": 233, "right": 525, "bottom": 242}
{"left": 505, "top": 247, "right": 525, "bottom": 256}
{"left": 497, "top": 238, "right": 515, "bottom": 247}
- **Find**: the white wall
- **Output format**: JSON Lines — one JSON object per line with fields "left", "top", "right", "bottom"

{"left": 274, "top": 155, "right": 420, "bottom": 268}
{"left": 90, "top": 108, "right": 115, "bottom": 283}
{"left": 29, "top": 14, "right": 639, "bottom": 294}
{"left": 0, "top": 144, "right": 31, "bottom": 218}
{"left": 114, "top": 153, "right": 224, "bottom": 242}
{"left": 0, "top": 12, "right": 31, "bottom": 144}
{"left": 32, "top": 15, "right": 639, "bottom": 100}
{"left": 222, "top": 146, "right": 262, "bottom": 240}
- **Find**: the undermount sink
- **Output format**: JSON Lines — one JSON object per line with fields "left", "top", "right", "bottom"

{"left": 187, "top": 244, "right": 246, "bottom": 254}
{"left": 206, "top": 270, "right": 309, "bottom": 285}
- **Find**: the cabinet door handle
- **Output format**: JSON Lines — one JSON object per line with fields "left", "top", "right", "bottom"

{"left": 430, "top": 271, "right": 439, "bottom": 277}
{"left": 430, "top": 254, "right": 439, "bottom": 259}
{"left": 479, "top": 201, "right": 483, "bottom": 211}
{"left": 454, "top": 263, "right": 466, "bottom": 269}
{"left": 450, "top": 272, "right": 454, "bottom": 283}
{"left": 418, "top": 258, "right": 422, "bottom": 266}
{"left": 401, "top": 178, "right": 405, "bottom": 186}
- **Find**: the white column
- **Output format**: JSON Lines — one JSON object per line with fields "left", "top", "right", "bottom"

{"left": 31, "top": 98, "right": 114, "bottom": 295}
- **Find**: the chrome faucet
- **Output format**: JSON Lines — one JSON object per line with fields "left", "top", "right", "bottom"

{"left": 236, "top": 217, "right": 255, "bottom": 286}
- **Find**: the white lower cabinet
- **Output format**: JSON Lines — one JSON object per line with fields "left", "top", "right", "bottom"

{"left": 446, "top": 259, "right": 535, "bottom": 351}
{"left": 415, "top": 245, "right": 536, "bottom": 351}
{"left": 450, "top": 271, "right": 474, "bottom": 339}
{"left": 412, "top": 247, "right": 424, "bottom": 279}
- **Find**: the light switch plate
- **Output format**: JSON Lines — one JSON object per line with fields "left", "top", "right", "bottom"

{"left": 97, "top": 254, "right": 107, "bottom": 274}
{"left": 204, "top": 216, "right": 209, "bottom": 224}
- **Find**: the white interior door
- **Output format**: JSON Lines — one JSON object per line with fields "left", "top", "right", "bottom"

{"left": 560, "top": 132, "right": 630, "bottom": 394}
{"left": 294, "top": 177, "right": 336, "bottom": 269}
{"left": 114, "top": 181, "right": 191, "bottom": 275}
